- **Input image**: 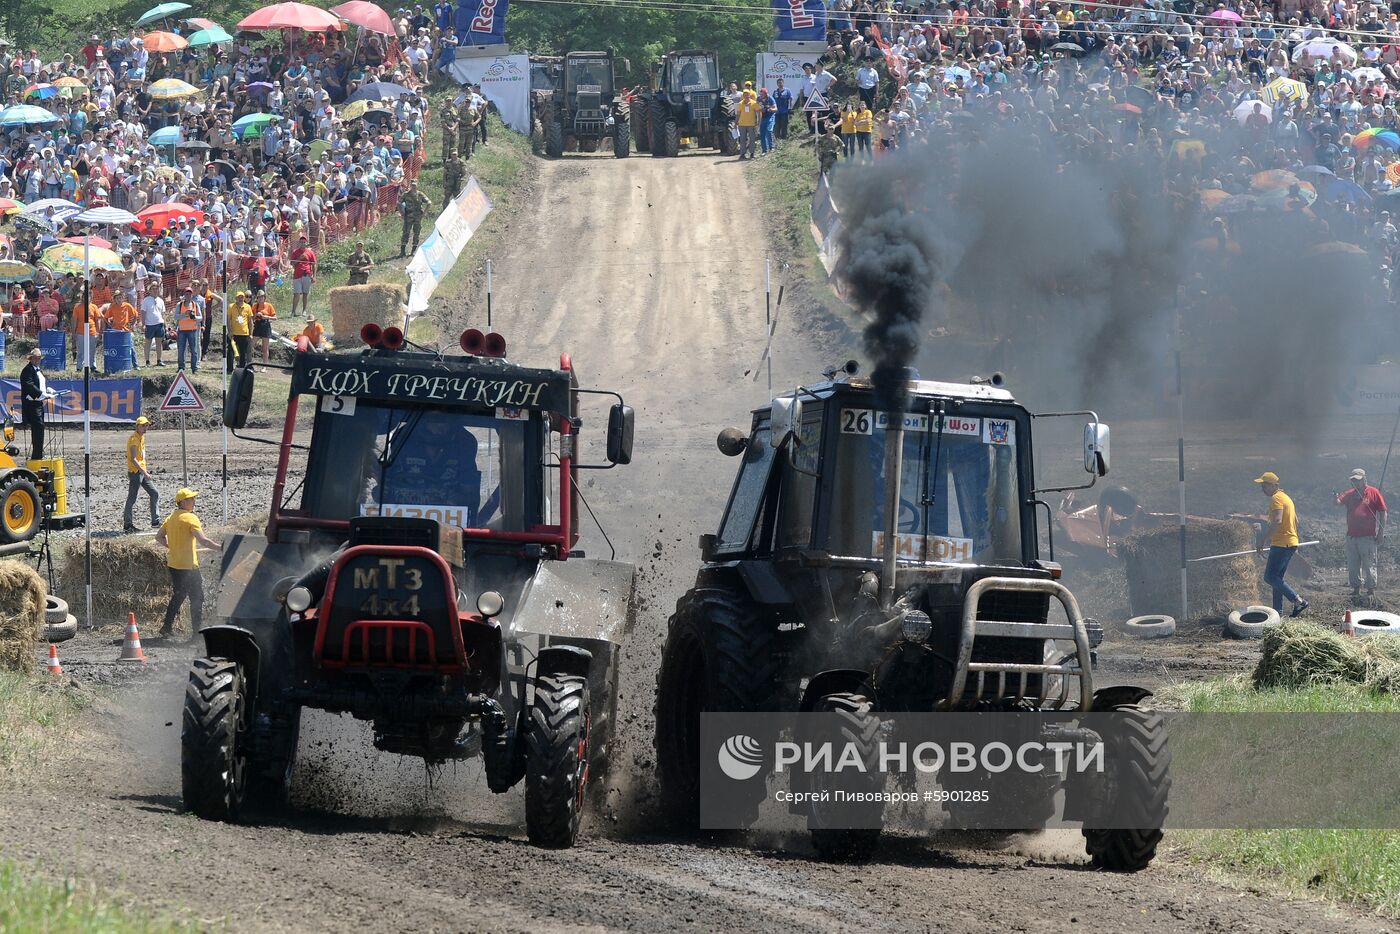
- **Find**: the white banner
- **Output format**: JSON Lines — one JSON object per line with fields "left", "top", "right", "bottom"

{"left": 755, "top": 51, "right": 821, "bottom": 95}
{"left": 406, "top": 176, "right": 494, "bottom": 314}
{"left": 448, "top": 54, "right": 531, "bottom": 134}
{"left": 1342, "top": 365, "right": 1400, "bottom": 415}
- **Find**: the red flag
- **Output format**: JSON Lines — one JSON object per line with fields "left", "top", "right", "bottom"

{"left": 870, "top": 24, "right": 908, "bottom": 86}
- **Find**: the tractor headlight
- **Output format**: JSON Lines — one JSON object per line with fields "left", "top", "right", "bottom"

{"left": 477, "top": 590, "right": 504, "bottom": 618}
{"left": 3, "top": 425, "right": 12, "bottom": 441}
{"left": 286, "top": 586, "right": 313, "bottom": 613}
{"left": 900, "top": 610, "right": 932, "bottom": 643}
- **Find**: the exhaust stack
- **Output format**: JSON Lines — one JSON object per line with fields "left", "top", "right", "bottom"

{"left": 880, "top": 417, "right": 904, "bottom": 611}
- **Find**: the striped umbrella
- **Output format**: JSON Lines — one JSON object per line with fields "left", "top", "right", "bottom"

{"left": 0, "top": 260, "right": 35, "bottom": 284}
{"left": 147, "top": 78, "right": 200, "bottom": 100}
{"left": 73, "top": 206, "right": 139, "bottom": 225}
{"left": 22, "top": 198, "right": 81, "bottom": 222}
{"left": 1261, "top": 76, "right": 1307, "bottom": 107}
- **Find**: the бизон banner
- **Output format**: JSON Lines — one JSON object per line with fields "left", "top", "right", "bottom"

{"left": 0, "top": 377, "right": 142, "bottom": 423}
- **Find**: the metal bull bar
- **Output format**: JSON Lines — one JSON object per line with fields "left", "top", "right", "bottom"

{"left": 942, "top": 577, "right": 1095, "bottom": 711}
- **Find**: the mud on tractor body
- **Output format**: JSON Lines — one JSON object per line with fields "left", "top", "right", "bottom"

{"left": 655, "top": 367, "right": 1169, "bottom": 869}
{"left": 630, "top": 50, "right": 736, "bottom": 157}
{"left": 182, "top": 328, "right": 636, "bottom": 848}
{"left": 545, "top": 51, "right": 630, "bottom": 159}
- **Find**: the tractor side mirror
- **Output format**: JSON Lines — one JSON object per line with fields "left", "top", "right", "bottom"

{"left": 224, "top": 366, "right": 254, "bottom": 429}
{"left": 1083, "top": 421, "right": 1110, "bottom": 476}
{"left": 769, "top": 396, "right": 802, "bottom": 447}
{"left": 606, "top": 403, "right": 634, "bottom": 465}
{"left": 716, "top": 427, "right": 748, "bottom": 456}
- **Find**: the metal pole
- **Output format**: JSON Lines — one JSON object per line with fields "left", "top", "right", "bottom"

{"left": 82, "top": 241, "right": 92, "bottom": 630}
{"left": 764, "top": 257, "right": 773, "bottom": 394}
{"left": 1176, "top": 318, "right": 1188, "bottom": 624}
{"left": 880, "top": 421, "right": 904, "bottom": 611}
{"left": 220, "top": 258, "right": 230, "bottom": 524}
{"left": 486, "top": 258, "right": 493, "bottom": 329}
{"left": 181, "top": 412, "right": 188, "bottom": 486}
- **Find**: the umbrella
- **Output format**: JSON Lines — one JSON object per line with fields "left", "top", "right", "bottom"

{"left": 0, "top": 197, "right": 24, "bottom": 214}
{"left": 53, "top": 76, "right": 85, "bottom": 88}
{"left": 1262, "top": 76, "right": 1307, "bottom": 107}
{"left": 177, "top": 139, "right": 212, "bottom": 150}
{"left": 1353, "top": 66, "right": 1387, "bottom": 83}
{"left": 143, "top": 30, "right": 189, "bottom": 52}
{"left": 0, "top": 260, "right": 34, "bottom": 284}
{"left": 246, "top": 81, "right": 275, "bottom": 97}
{"left": 330, "top": 0, "right": 394, "bottom": 34}
{"left": 1353, "top": 128, "right": 1400, "bottom": 150}
{"left": 238, "top": 2, "right": 346, "bottom": 31}
{"left": 1050, "top": 42, "right": 1085, "bottom": 54}
{"left": 1318, "top": 177, "right": 1371, "bottom": 204}
{"left": 1111, "top": 102, "right": 1142, "bottom": 114}
{"left": 232, "top": 112, "right": 279, "bottom": 136}
{"left": 1293, "top": 38, "right": 1357, "bottom": 64}
{"left": 148, "top": 78, "right": 200, "bottom": 100}
{"left": 1251, "top": 169, "right": 1301, "bottom": 191}
{"left": 13, "top": 214, "right": 53, "bottom": 233}
{"left": 134, "top": 202, "right": 204, "bottom": 231}
{"left": 340, "top": 99, "right": 388, "bottom": 120}
{"left": 346, "top": 80, "right": 414, "bottom": 103}
{"left": 0, "top": 104, "right": 59, "bottom": 126}
{"left": 73, "top": 206, "right": 139, "bottom": 225}
{"left": 209, "top": 159, "right": 237, "bottom": 182}
{"left": 22, "top": 198, "right": 81, "bottom": 221}
{"left": 1207, "top": 8, "right": 1242, "bottom": 22}
{"left": 186, "top": 16, "right": 220, "bottom": 29}
{"left": 1307, "top": 241, "right": 1369, "bottom": 258}
{"left": 150, "top": 125, "right": 182, "bottom": 145}
{"left": 1198, "top": 188, "right": 1231, "bottom": 209}
{"left": 61, "top": 235, "right": 114, "bottom": 250}
{"left": 1297, "top": 164, "right": 1336, "bottom": 180}
{"left": 1233, "top": 99, "right": 1271, "bottom": 125}
{"left": 40, "top": 243, "right": 123, "bottom": 274}
{"left": 1258, "top": 181, "right": 1317, "bottom": 208}
{"left": 136, "top": 2, "right": 192, "bottom": 26}
{"left": 1214, "top": 194, "right": 1267, "bottom": 214}
{"left": 22, "top": 83, "right": 56, "bottom": 100}
{"left": 188, "top": 26, "right": 234, "bottom": 47}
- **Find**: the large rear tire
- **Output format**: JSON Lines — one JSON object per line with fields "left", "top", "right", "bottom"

{"left": 546, "top": 121, "right": 565, "bottom": 158}
{"left": 662, "top": 119, "right": 681, "bottom": 158}
{"left": 649, "top": 99, "right": 669, "bottom": 157}
{"left": 613, "top": 121, "right": 630, "bottom": 158}
{"left": 0, "top": 475, "right": 40, "bottom": 544}
{"left": 181, "top": 657, "right": 249, "bottom": 822}
{"left": 633, "top": 99, "right": 651, "bottom": 152}
{"left": 655, "top": 583, "right": 783, "bottom": 831}
{"left": 718, "top": 96, "right": 739, "bottom": 155}
{"left": 1082, "top": 704, "right": 1170, "bottom": 872}
{"left": 807, "top": 693, "right": 883, "bottom": 861}
{"left": 525, "top": 673, "right": 590, "bottom": 848}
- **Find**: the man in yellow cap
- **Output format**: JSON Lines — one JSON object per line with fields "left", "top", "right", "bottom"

{"left": 737, "top": 81, "right": 760, "bottom": 160}
{"left": 123, "top": 415, "right": 158, "bottom": 533}
{"left": 1253, "top": 471, "right": 1307, "bottom": 617}
{"left": 155, "top": 487, "right": 223, "bottom": 637}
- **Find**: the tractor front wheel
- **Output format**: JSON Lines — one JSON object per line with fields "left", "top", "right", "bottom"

{"left": 1082, "top": 703, "right": 1170, "bottom": 872}
{"left": 546, "top": 121, "right": 565, "bottom": 158}
{"left": 807, "top": 693, "right": 884, "bottom": 861}
{"left": 613, "top": 121, "right": 631, "bottom": 158}
{"left": 525, "top": 673, "right": 590, "bottom": 848}
{"left": 633, "top": 102, "right": 651, "bottom": 152}
{"left": 181, "top": 657, "right": 250, "bottom": 822}
{"left": 0, "top": 475, "right": 40, "bottom": 544}
{"left": 662, "top": 119, "right": 681, "bottom": 158}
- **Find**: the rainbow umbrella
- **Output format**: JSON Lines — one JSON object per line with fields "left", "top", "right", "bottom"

{"left": 0, "top": 260, "right": 34, "bottom": 284}
{"left": 1353, "top": 127, "right": 1400, "bottom": 151}
{"left": 40, "top": 243, "right": 124, "bottom": 275}
{"left": 23, "top": 83, "right": 57, "bottom": 100}
{"left": 0, "top": 198, "right": 25, "bottom": 214}
{"left": 147, "top": 78, "right": 200, "bottom": 100}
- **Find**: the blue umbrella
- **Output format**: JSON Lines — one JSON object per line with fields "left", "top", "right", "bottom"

{"left": 150, "top": 125, "right": 182, "bottom": 145}
{"left": 1319, "top": 177, "right": 1372, "bottom": 205}
{"left": 187, "top": 26, "right": 234, "bottom": 47}
{"left": 136, "top": 1, "right": 192, "bottom": 27}
{"left": 0, "top": 104, "right": 59, "bottom": 126}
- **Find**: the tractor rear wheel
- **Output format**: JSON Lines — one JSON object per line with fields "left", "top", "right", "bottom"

{"left": 181, "top": 657, "right": 249, "bottom": 822}
{"left": 1082, "top": 703, "right": 1170, "bottom": 872}
{"left": 0, "top": 475, "right": 40, "bottom": 544}
{"left": 525, "top": 673, "right": 590, "bottom": 848}
{"left": 807, "top": 693, "right": 884, "bottom": 861}
{"left": 655, "top": 583, "right": 782, "bottom": 831}
{"left": 613, "top": 121, "right": 630, "bottom": 158}
{"left": 649, "top": 100, "right": 669, "bottom": 157}
{"left": 546, "top": 121, "right": 565, "bottom": 158}
{"left": 633, "top": 100, "right": 651, "bottom": 152}
{"left": 718, "top": 96, "right": 739, "bottom": 155}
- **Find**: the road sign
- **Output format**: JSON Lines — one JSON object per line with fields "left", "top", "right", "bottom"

{"left": 803, "top": 89, "right": 828, "bottom": 112}
{"left": 159, "top": 371, "right": 206, "bottom": 412}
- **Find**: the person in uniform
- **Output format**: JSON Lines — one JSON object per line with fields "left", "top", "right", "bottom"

{"left": 1253, "top": 471, "right": 1308, "bottom": 617}
{"left": 441, "top": 100, "right": 459, "bottom": 163}
{"left": 347, "top": 241, "right": 373, "bottom": 285}
{"left": 459, "top": 103, "right": 478, "bottom": 159}
{"left": 444, "top": 153, "right": 466, "bottom": 202}
{"left": 156, "top": 487, "right": 223, "bottom": 638}
{"left": 816, "top": 123, "right": 842, "bottom": 176}
{"left": 398, "top": 181, "right": 432, "bottom": 257}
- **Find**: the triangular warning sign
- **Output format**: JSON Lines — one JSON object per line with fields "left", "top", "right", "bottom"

{"left": 803, "top": 88, "right": 829, "bottom": 113}
{"left": 159, "top": 371, "right": 206, "bottom": 412}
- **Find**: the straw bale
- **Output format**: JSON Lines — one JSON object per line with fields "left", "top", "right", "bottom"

{"left": 329, "top": 283, "right": 404, "bottom": 342}
{"left": 1119, "top": 518, "right": 1258, "bottom": 620}
{"left": 59, "top": 538, "right": 170, "bottom": 629}
{"left": 0, "top": 561, "right": 46, "bottom": 673}
{"left": 1254, "top": 622, "right": 1400, "bottom": 693}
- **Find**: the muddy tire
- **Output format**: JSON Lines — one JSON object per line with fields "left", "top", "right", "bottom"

{"left": 807, "top": 693, "right": 883, "bottom": 862}
{"left": 530, "top": 117, "right": 545, "bottom": 154}
{"left": 633, "top": 99, "right": 651, "bottom": 152}
{"left": 0, "top": 475, "right": 40, "bottom": 544}
{"left": 1082, "top": 704, "right": 1170, "bottom": 872}
{"left": 246, "top": 706, "right": 301, "bottom": 812}
{"left": 181, "top": 657, "right": 249, "bottom": 822}
{"left": 613, "top": 122, "right": 630, "bottom": 158}
{"left": 655, "top": 583, "right": 782, "bottom": 831}
{"left": 525, "top": 673, "right": 590, "bottom": 848}
{"left": 44, "top": 613, "right": 77, "bottom": 643}
{"left": 546, "top": 121, "right": 565, "bottom": 158}
{"left": 1123, "top": 615, "right": 1175, "bottom": 639}
{"left": 44, "top": 595, "right": 69, "bottom": 625}
{"left": 717, "top": 96, "right": 738, "bottom": 155}
{"left": 649, "top": 99, "right": 669, "bottom": 156}
{"left": 1226, "top": 605, "right": 1280, "bottom": 639}
{"left": 661, "top": 119, "right": 681, "bottom": 157}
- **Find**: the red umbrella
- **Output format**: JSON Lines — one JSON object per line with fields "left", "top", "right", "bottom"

{"left": 133, "top": 202, "right": 205, "bottom": 232}
{"left": 238, "top": 2, "right": 346, "bottom": 31}
{"left": 61, "top": 235, "right": 114, "bottom": 250}
{"left": 186, "top": 16, "right": 220, "bottom": 29}
{"left": 1112, "top": 102, "right": 1142, "bottom": 114}
{"left": 330, "top": 0, "right": 394, "bottom": 34}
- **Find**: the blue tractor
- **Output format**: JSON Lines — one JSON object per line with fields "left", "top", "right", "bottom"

{"left": 631, "top": 50, "right": 737, "bottom": 158}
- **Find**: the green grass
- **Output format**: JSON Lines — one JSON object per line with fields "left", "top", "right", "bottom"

{"left": 0, "top": 668, "right": 92, "bottom": 772}
{"left": 0, "top": 861, "right": 194, "bottom": 933}
{"left": 1162, "top": 675, "right": 1400, "bottom": 918}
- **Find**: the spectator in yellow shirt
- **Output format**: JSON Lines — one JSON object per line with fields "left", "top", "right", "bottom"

{"left": 840, "top": 103, "right": 858, "bottom": 158}
{"left": 123, "top": 415, "right": 158, "bottom": 533}
{"left": 854, "top": 105, "right": 874, "bottom": 161}
{"left": 1253, "top": 471, "right": 1307, "bottom": 617}
{"left": 228, "top": 292, "right": 253, "bottom": 371}
{"left": 736, "top": 83, "right": 760, "bottom": 160}
{"left": 155, "top": 488, "right": 222, "bottom": 637}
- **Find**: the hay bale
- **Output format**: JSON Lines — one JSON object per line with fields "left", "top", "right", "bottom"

{"left": 58, "top": 538, "right": 170, "bottom": 629}
{"left": 0, "top": 562, "right": 46, "bottom": 673}
{"left": 1254, "top": 622, "right": 1400, "bottom": 693}
{"left": 1119, "top": 518, "right": 1259, "bottom": 620}
{"left": 329, "top": 283, "right": 404, "bottom": 343}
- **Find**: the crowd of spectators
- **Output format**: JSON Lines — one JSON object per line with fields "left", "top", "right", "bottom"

{"left": 794, "top": 0, "right": 1400, "bottom": 302}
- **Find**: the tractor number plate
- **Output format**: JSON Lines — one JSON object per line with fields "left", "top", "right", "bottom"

{"left": 333, "top": 554, "right": 448, "bottom": 620}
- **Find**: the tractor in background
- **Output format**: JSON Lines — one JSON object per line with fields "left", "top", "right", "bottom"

{"left": 631, "top": 50, "right": 736, "bottom": 157}
{"left": 545, "top": 51, "right": 630, "bottom": 159}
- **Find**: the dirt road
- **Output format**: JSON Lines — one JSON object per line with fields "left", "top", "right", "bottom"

{"left": 2, "top": 153, "right": 1394, "bottom": 932}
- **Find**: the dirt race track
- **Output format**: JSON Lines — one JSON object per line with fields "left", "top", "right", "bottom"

{"left": 2, "top": 152, "right": 1396, "bottom": 932}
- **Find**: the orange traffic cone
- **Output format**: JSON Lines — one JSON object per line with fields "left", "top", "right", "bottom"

{"left": 45, "top": 643, "right": 62, "bottom": 676}
{"left": 1344, "top": 609, "right": 1356, "bottom": 637}
{"left": 118, "top": 612, "right": 148, "bottom": 663}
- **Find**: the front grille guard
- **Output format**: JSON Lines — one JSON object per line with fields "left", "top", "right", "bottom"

{"left": 942, "top": 577, "right": 1094, "bottom": 711}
